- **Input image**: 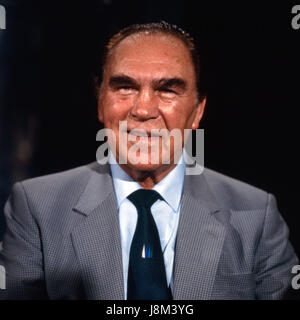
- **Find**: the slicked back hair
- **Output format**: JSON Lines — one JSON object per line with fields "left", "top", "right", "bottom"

{"left": 97, "top": 21, "right": 204, "bottom": 102}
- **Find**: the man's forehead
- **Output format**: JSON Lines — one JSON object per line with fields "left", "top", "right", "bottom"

{"left": 105, "top": 34, "right": 194, "bottom": 78}
{"left": 108, "top": 33, "right": 192, "bottom": 65}
{"left": 117, "top": 32, "right": 185, "bottom": 47}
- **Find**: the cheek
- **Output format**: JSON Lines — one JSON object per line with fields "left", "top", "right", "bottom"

{"left": 102, "top": 94, "right": 132, "bottom": 125}
{"left": 160, "top": 101, "right": 195, "bottom": 131}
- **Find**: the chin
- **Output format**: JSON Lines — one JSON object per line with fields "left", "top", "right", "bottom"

{"left": 126, "top": 162, "right": 164, "bottom": 172}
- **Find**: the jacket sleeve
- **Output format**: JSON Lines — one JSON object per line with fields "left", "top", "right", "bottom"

{"left": 254, "top": 193, "right": 299, "bottom": 299}
{"left": 0, "top": 182, "right": 48, "bottom": 300}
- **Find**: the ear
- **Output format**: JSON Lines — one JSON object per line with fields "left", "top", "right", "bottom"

{"left": 95, "top": 78, "right": 104, "bottom": 123}
{"left": 192, "top": 96, "right": 206, "bottom": 130}
{"left": 97, "top": 98, "right": 104, "bottom": 123}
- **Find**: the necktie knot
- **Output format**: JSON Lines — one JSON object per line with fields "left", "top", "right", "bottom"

{"left": 128, "top": 189, "right": 162, "bottom": 210}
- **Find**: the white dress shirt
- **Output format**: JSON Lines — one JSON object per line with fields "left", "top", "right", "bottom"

{"left": 109, "top": 152, "right": 185, "bottom": 299}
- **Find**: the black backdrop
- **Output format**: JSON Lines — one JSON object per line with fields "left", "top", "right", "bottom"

{"left": 0, "top": 0, "right": 299, "bottom": 258}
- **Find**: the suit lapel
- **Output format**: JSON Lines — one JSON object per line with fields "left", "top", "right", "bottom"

{"left": 71, "top": 163, "right": 124, "bottom": 300}
{"left": 173, "top": 172, "right": 227, "bottom": 300}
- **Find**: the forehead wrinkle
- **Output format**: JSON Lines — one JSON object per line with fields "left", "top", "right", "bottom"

{"left": 115, "top": 58, "right": 176, "bottom": 65}
{"left": 114, "top": 57, "right": 185, "bottom": 72}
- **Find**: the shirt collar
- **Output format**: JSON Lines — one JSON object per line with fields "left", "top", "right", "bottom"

{"left": 109, "top": 151, "right": 185, "bottom": 212}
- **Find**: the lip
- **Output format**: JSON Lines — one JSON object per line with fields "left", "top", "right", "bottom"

{"left": 125, "top": 131, "right": 161, "bottom": 145}
{"left": 127, "top": 129, "right": 149, "bottom": 137}
{"left": 125, "top": 129, "right": 164, "bottom": 137}
{"left": 127, "top": 133, "right": 160, "bottom": 140}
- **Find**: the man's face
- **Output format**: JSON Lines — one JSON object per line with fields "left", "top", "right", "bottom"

{"left": 98, "top": 33, "right": 205, "bottom": 173}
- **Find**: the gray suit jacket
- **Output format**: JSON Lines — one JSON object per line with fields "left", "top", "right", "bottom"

{"left": 0, "top": 162, "right": 298, "bottom": 299}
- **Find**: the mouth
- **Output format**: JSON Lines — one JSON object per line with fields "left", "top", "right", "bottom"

{"left": 128, "top": 129, "right": 149, "bottom": 137}
{"left": 125, "top": 129, "right": 161, "bottom": 143}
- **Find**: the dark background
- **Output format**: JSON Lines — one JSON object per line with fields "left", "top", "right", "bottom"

{"left": 0, "top": 0, "right": 299, "bottom": 258}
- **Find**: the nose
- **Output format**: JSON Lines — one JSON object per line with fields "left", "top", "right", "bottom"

{"left": 130, "top": 89, "right": 159, "bottom": 121}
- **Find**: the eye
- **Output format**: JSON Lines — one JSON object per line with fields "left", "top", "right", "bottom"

{"left": 159, "top": 88, "right": 177, "bottom": 98}
{"left": 161, "top": 88, "right": 175, "bottom": 93}
{"left": 117, "top": 86, "right": 139, "bottom": 96}
{"left": 118, "top": 86, "right": 135, "bottom": 94}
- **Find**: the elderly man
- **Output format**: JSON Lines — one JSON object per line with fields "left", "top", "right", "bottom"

{"left": 0, "top": 22, "right": 298, "bottom": 300}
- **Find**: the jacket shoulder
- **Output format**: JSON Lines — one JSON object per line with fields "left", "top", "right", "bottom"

{"left": 13, "top": 162, "right": 107, "bottom": 211}
{"left": 20, "top": 163, "right": 95, "bottom": 190}
{"left": 202, "top": 168, "right": 269, "bottom": 210}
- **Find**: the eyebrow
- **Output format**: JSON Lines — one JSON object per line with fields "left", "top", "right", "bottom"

{"left": 108, "top": 74, "right": 187, "bottom": 91}
{"left": 109, "top": 75, "right": 138, "bottom": 88}
{"left": 156, "top": 77, "right": 187, "bottom": 90}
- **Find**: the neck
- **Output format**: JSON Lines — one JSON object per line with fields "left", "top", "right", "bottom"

{"left": 119, "top": 163, "right": 177, "bottom": 189}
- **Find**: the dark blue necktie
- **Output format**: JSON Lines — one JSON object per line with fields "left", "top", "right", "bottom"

{"left": 127, "top": 189, "right": 171, "bottom": 300}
